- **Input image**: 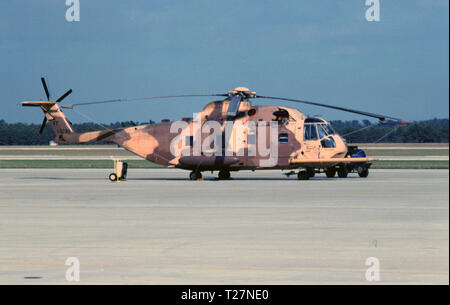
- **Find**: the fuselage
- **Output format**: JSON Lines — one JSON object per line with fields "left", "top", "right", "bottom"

{"left": 111, "top": 100, "right": 348, "bottom": 171}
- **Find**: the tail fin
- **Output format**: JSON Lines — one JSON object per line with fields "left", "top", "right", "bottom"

{"left": 22, "top": 77, "right": 118, "bottom": 144}
{"left": 22, "top": 101, "right": 77, "bottom": 142}
{"left": 22, "top": 77, "right": 78, "bottom": 143}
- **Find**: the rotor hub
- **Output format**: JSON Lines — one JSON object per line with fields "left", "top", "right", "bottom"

{"left": 228, "top": 87, "right": 256, "bottom": 99}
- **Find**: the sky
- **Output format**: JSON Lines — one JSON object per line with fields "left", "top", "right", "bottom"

{"left": 0, "top": 0, "right": 448, "bottom": 124}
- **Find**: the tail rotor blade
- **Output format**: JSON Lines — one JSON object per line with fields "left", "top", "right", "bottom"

{"left": 39, "top": 117, "right": 47, "bottom": 134}
{"left": 41, "top": 77, "right": 50, "bottom": 100}
{"left": 56, "top": 89, "right": 73, "bottom": 103}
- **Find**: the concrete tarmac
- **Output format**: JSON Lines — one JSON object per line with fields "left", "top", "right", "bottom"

{"left": 0, "top": 168, "right": 448, "bottom": 284}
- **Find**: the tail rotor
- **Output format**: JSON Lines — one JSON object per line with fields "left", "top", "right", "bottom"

{"left": 37, "top": 77, "right": 72, "bottom": 134}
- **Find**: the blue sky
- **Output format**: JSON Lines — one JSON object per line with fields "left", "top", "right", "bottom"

{"left": 0, "top": 0, "right": 448, "bottom": 124}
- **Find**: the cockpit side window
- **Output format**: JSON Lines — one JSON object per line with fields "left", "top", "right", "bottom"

{"left": 317, "top": 125, "right": 328, "bottom": 139}
{"left": 304, "top": 124, "right": 318, "bottom": 141}
{"left": 322, "top": 124, "right": 335, "bottom": 135}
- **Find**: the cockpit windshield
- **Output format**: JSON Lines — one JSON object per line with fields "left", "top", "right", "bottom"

{"left": 317, "top": 125, "right": 328, "bottom": 139}
{"left": 304, "top": 122, "right": 336, "bottom": 141}
{"left": 321, "top": 124, "right": 335, "bottom": 135}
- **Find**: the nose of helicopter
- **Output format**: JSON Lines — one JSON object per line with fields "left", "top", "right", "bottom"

{"left": 334, "top": 135, "right": 349, "bottom": 157}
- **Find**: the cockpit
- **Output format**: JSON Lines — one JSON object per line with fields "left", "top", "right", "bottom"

{"left": 303, "top": 117, "right": 337, "bottom": 148}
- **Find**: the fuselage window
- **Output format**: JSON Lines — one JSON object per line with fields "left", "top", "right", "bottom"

{"left": 304, "top": 124, "right": 318, "bottom": 141}
{"left": 279, "top": 133, "right": 289, "bottom": 144}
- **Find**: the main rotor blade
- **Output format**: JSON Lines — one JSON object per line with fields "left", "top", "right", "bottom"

{"left": 255, "top": 95, "right": 404, "bottom": 122}
{"left": 39, "top": 117, "right": 47, "bottom": 134}
{"left": 41, "top": 77, "right": 50, "bottom": 100}
{"left": 61, "top": 94, "right": 228, "bottom": 109}
{"left": 56, "top": 89, "right": 73, "bottom": 103}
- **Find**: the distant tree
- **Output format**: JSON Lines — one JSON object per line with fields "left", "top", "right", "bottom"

{"left": 362, "top": 120, "right": 371, "bottom": 127}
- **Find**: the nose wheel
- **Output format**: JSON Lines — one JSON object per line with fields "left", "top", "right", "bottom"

{"left": 358, "top": 168, "right": 370, "bottom": 178}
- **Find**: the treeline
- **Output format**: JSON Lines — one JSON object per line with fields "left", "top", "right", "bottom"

{"left": 0, "top": 118, "right": 448, "bottom": 145}
{"left": 0, "top": 121, "right": 137, "bottom": 145}
{"left": 329, "top": 119, "right": 448, "bottom": 143}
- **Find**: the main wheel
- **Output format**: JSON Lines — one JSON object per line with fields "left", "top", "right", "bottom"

{"left": 358, "top": 168, "right": 369, "bottom": 178}
{"left": 337, "top": 166, "right": 348, "bottom": 178}
{"left": 325, "top": 167, "right": 336, "bottom": 178}
{"left": 109, "top": 173, "right": 118, "bottom": 182}
{"left": 218, "top": 170, "right": 231, "bottom": 180}
{"left": 306, "top": 168, "right": 315, "bottom": 178}
{"left": 189, "top": 171, "right": 202, "bottom": 180}
{"left": 297, "top": 171, "right": 310, "bottom": 180}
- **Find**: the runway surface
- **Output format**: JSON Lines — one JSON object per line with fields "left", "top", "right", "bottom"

{"left": 0, "top": 169, "right": 448, "bottom": 284}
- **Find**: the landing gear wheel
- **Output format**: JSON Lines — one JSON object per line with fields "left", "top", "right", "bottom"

{"left": 297, "top": 171, "right": 310, "bottom": 180}
{"left": 325, "top": 167, "right": 337, "bottom": 178}
{"left": 189, "top": 171, "right": 202, "bottom": 180}
{"left": 358, "top": 168, "right": 369, "bottom": 178}
{"left": 109, "top": 173, "right": 118, "bottom": 182}
{"left": 306, "top": 168, "right": 315, "bottom": 178}
{"left": 218, "top": 170, "right": 231, "bottom": 180}
{"left": 337, "top": 166, "right": 348, "bottom": 178}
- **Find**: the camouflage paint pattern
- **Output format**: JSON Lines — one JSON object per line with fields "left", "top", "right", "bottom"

{"left": 22, "top": 88, "right": 373, "bottom": 173}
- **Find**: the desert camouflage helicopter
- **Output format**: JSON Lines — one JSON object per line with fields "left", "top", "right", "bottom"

{"left": 22, "top": 77, "right": 405, "bottom": 181}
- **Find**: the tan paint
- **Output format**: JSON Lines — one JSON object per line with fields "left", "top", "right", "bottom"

{"left": 22, "top": 91, "right": 374, "bottom": 176}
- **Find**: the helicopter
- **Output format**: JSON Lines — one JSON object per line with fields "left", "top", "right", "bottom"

{"left": 22, "top": 77, "right": 407, "bottom": 181}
